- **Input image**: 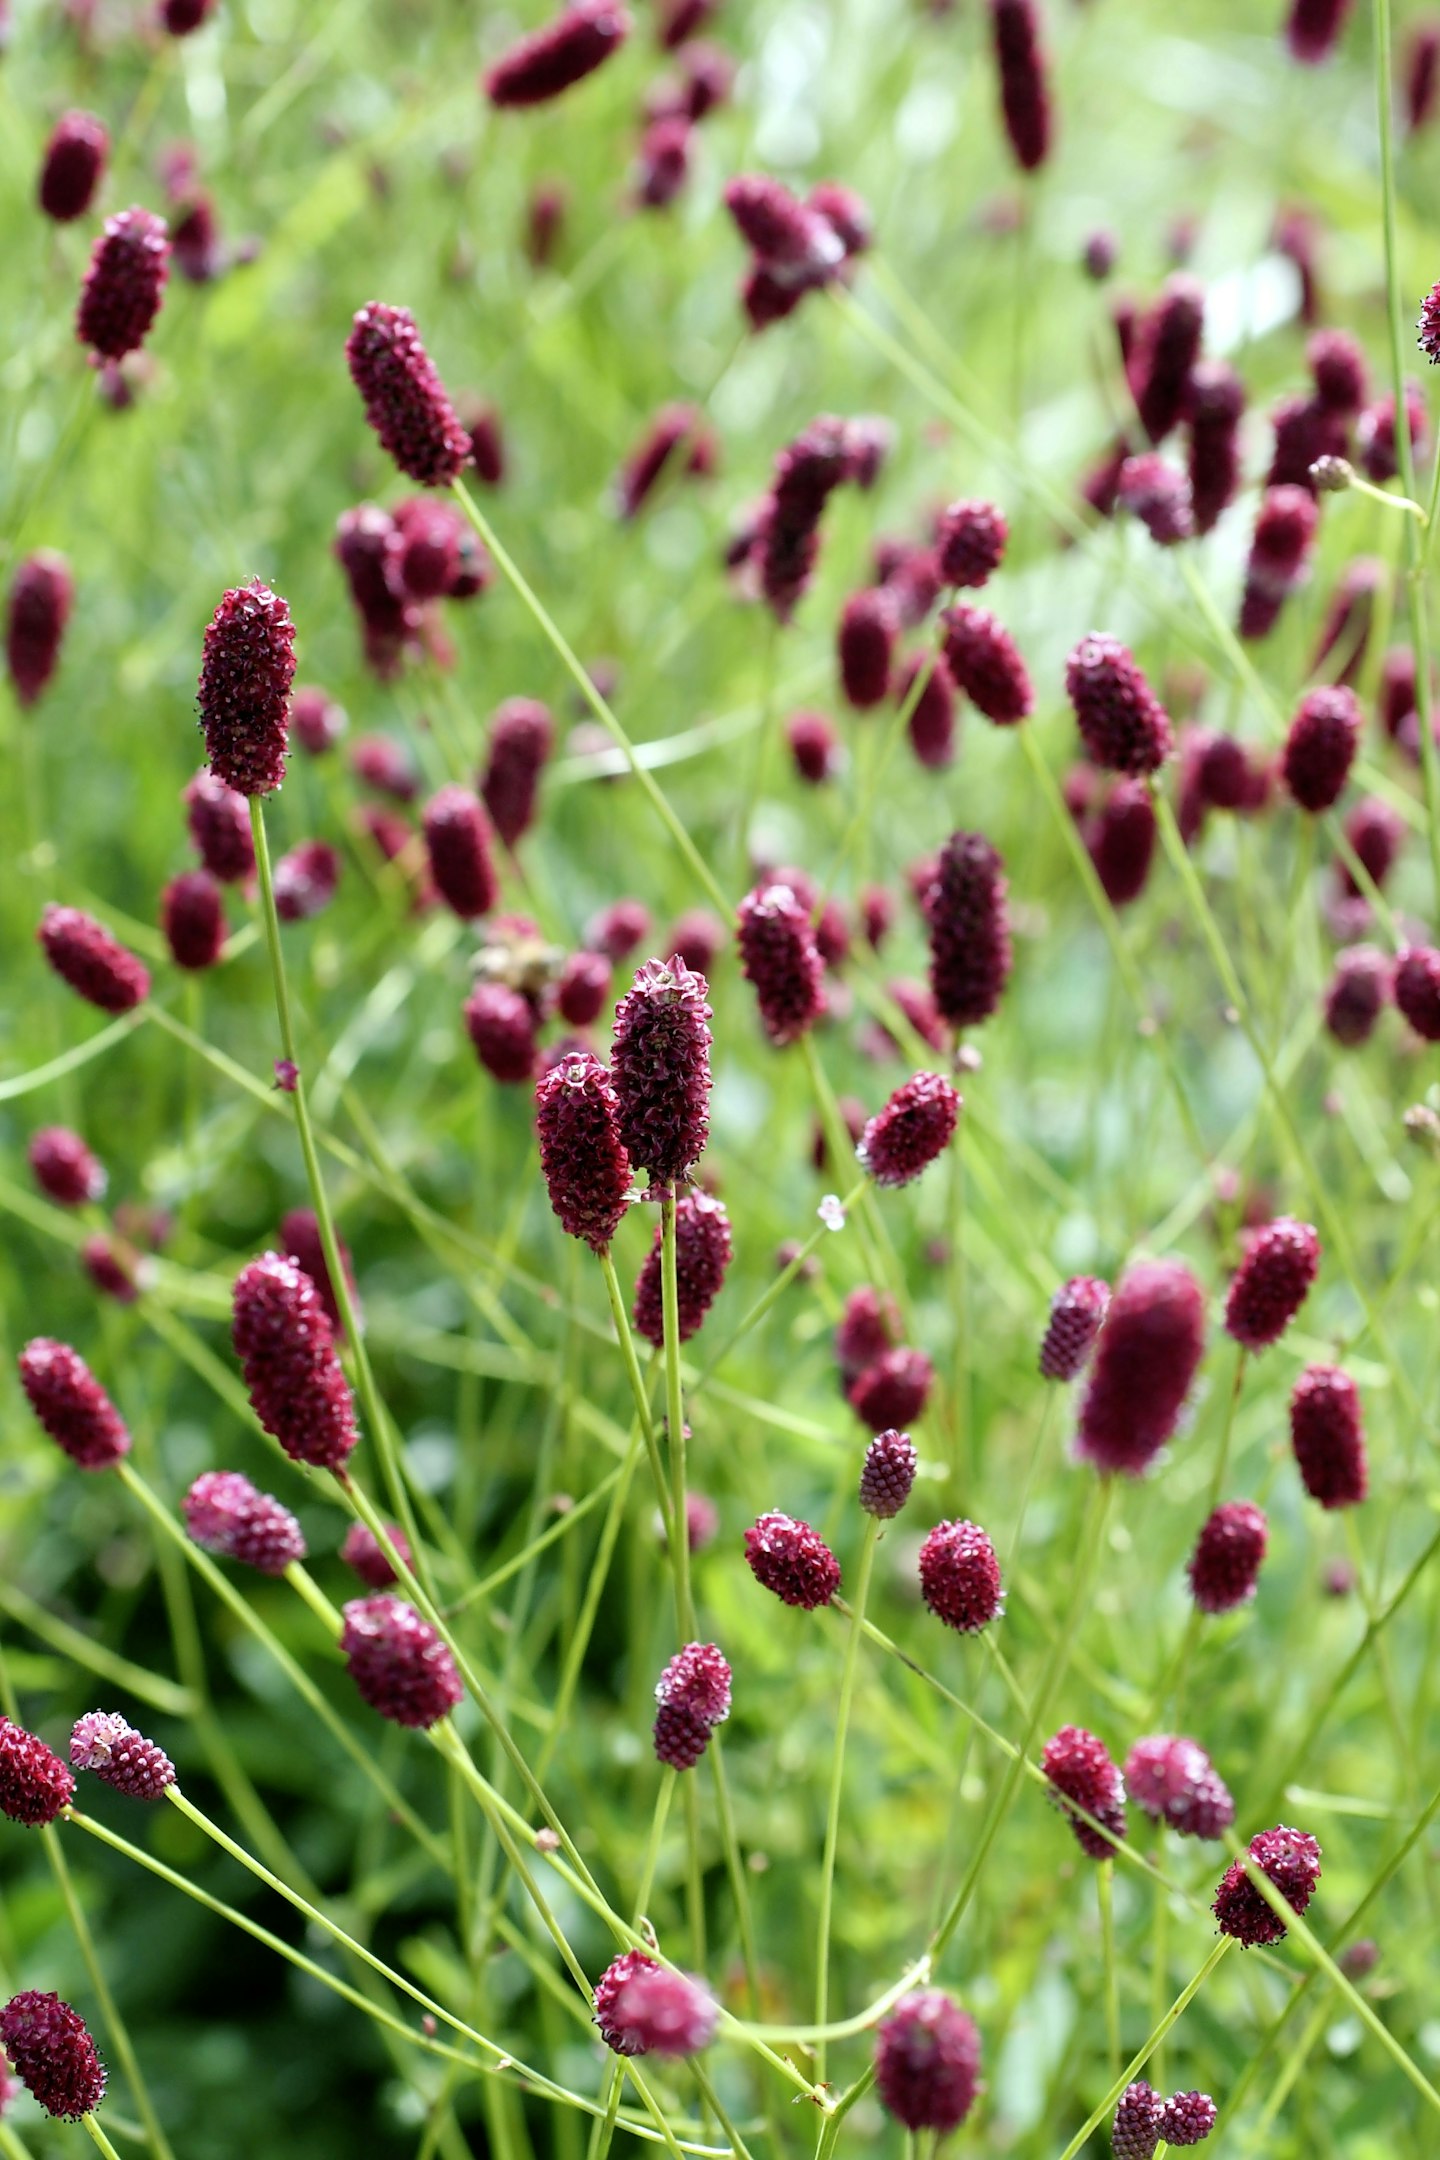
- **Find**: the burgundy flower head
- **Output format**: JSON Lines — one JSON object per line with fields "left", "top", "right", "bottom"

{"left": 465, "top": 982, "right": 538, "bottom": 1084}
{"left": 197, "top": 580, "right": 296, "bottom": 798}
{"left": 1324, "top": 944, "right": 1390, "bottom": 1046}
{"left": 1286, "top": 0, "right": 1354, "bottom": 64}
{"left": 29, "top": 1128, "right": 106, "bottom": 1208}
{"left": 757, "top": 416, "right": 855, "bottom": 619}
{"left": 1224, "top": 1216, "right": 1319, "bottom": 1350}
{"left": 1076, "top": 1258, "right": 1205, "bottom": 1476}
{"left": 1290, "top": 1363, "right": 1367, "bottom": 1508}
{"left": 1188, "top": 1500, "right": 1267, "bottom": 1613}
{"left": 611, "top": 957, "right": 712, "bottom": 1182}
{"left": 346, "top": 302, "right": 469, "bottom": 487}
{"left": 1086, "top": 779, "right": 1157, "bottom": 907}
{"left": 340, "top": 1596, "right": 462, "bottom": 1727}
{"left": 274, "top": 839, "right": 340, "bottom": 923}
{"left": 653, "top": 1641, "right": 731, "bottom": 1768}
{"left": 1162, "top": 2092, "right": 1218, "bottom": 2146}
{"left": 39, "top": 110, "right": 108, "bottom": 223}
{"left": 900, "top": 651, "right": 958, "bottom": 771}
{"left": 0, "top": 1994, "right": 105, "bottom": 2119}
{"left": 787, "top": 709, "right": 841, "bottom": 784}
{"left": 633, "top": 1191, "right": 731, "bottom": 1345}
{"left": 83, "top": 1235, "right": 137, "bottom": 1305}
{"left": 1357, "top": 381, "right": 1429, "bottom": 483}
{"left": 341, "top": 1520, "right": 414, "bottom": 1588}
{"left": 874, "top": 1991, "right": 980, "bottom": 2133}
{"left": 1410, "top": 20, "right": 1440, "bottom": 130}
{"left": 859, "top": 1428, "right": 917, "bottom": 1518}
{"left": 162, "top": 870, "right": 226, "bottom": 971}
{"left": 935, "top": 499, "right": 1008, "bottom": 588}
{"left": 1039, "top": 1276, "right": 1110, "bottom": 1381}
{"left": 1340, "top": 795, "right": 1405, "bottom": 896}
{"left": 1240, "top": 486, "right": 1319, "bottom": 638}
{"left": 484, "top": 0, "right": 632, "bottom": 107}
{"left": 6, "top": 551, "right": 73, "bottom": 709}
{"left": 1281, "top": 686, "right": 1359, "bottom": 813}
{"left": 989, "top": 0, "right": 1051, "bottom": 172}
{"left": 1309, "top": 328, "right": 1368, "bottom": 414}
{"left": 1265, "top": 392, "right": 1346, "bottom": 491}
{"left": 69, "top": 1712, "right": 174, "bottom": 1799}
{"left": 161, "top": 0, "right": 216, "bottom": 30}
{"left": 0, "top": 1722, "right": 76, "bottom": 1826}
{"left": 553, "top": 948, "right": 611, "bottom": 1026}
{"left": 635, "top": 115, "right": 691, "bottom": 210}
{"left": 19, "top": 1338, "right": 130, "bottom": 1470}
{"left": 836, "top": 1286, "right": 900, "bottom": 1384}
{"left": 231, "top": 1252, "right": 359, "bottom": 1471}
{"left": 616, "top": 403, "right": 715, "bottom": 517}
{"left": 858, "top": 1071, "right": 961, "bottom": 1188}
{"left": 281, "top": 1207, "right": 354, "bottom": 1336}
{"left": 848, "top": 1345, "right": 933, "bottom": 1430}
{"left": 744, "top": 1511, "right": 840, "bottom": 1608}
{"left": 940, "top": 601, "right": 1033, "bottom": 723}
{"left": 1042, "top": 1724, "right": 1126, "bottom": 1857}
{"left": 1131, "top": 275, "right": 1204, "bottom": 444}
{"left": 1123, "top": 1734, "right": 1234, "bottom": 1840}
{"left": 1394, "top": 945, "right": 1440, "bottom": 1041}
{"left": 1111, "top": 2082, "right": 1164, "bottom": 2160}
{"left": 184, "top": 770, "right": 255, "bottom": 884}
{"left": 291, "top": 686, "right": 347, "bottom": 755}
{"left": 76, "top": 206, "right": 169, "bottom": 360}
{"left": 421, "top": 786, "right": 498, "bottom": 921}
{"left": 736, "top": 883, "right": 826, "bottom": 1047}
{"left": 924, "top": 829, "right": 1012, "bottom": 1030}
{"left": 593, "top": 1952, "right": 716, "bottom": 2057}
{"left": 723, "top": 174, "right": 845, "bottom": 276}
{"left": 1214, "top": 1824, "right": 1321, "bottom": 1945}
{"left": 1187, "top": 360, "right": 1245, "bottom": 534}
{"left": 1118, "top": 453, "right": 1194, "bottom": 545}
{"left": 918, "top": 1519, "right": 1003, "bottom": 1633}
{"left": 1065, "top": 634, "right": 1173, "bottom": 774}
{"left": 183, "top": 1469, "right": 306, "bottom": 1573}
{"left": 838, "top": 588, "right": 898, "bottom": 709}
{"left": 535, "top": 1051, "right": 633, "bottom": 1253}
{"left": 587, "top": 899, "right": 651, "bottom": 963}
{"left": 38, "top": 905, "right": 149, "bottom": 1013}
{"left": 480, "top": 697, "right": 553, "bottom": 847}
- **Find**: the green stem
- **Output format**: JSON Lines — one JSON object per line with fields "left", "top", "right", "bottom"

{"left": 659, "top": 1188, "right": 694, "bottom": 1641}
{"left": 598, "top": 1247, "right": 671, "bottom": 1547}
{"left": 82, "top": 2117, "right": 126, "bottom": 2160}
{"left": 694, "top": 1175, "right": 869, "bottom": 1389}
{"left": 1056, "top": 1940, "right": 1232, "bottom": 2160}
{"left": 816, "top": 1518, "right": 878, "bottom": 2083}
{"left": 1098, "top": 1861, "right": 1120, "bottom": 2082}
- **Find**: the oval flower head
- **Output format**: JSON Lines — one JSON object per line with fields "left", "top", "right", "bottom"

{"left": 0, "top": 1994, "right": 106, "bottom": 2119}
{"left": 874, "top": 1989, "right": 981, "bottom": 2133}
{"left": 858, "top": 1071, "right": 961, "bottom": 1187}
{"left": 197, "top": 581, "right": 297, "bottom": 798}
{"left": 346, "top": 302, "right": 470, "bottom": 488}
{"left": 592, "top": 1950, "right": 716, "bottom": 2057}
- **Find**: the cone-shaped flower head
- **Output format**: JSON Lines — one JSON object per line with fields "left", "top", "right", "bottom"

{"left": 341, "top": 1520, "right": 414, "bottom": 1588}
{"left": 1111, "top": 2082, "right": 1163, "bottom": 2160}
{"left": 918, "top": 1519, "right": 1003, "bottom": 1633}
{"left": 1395, "top": 945, "right": 1440, "bottom": 1040}
{"left": 18, "top": 1339, "right": 130, "bottom": 1470}
{"left": 989, "top": 0, "right": 1051, "bottom": 171}
{"left": 611, "top": 957, "right": 712, "bottom": 1182}
{"left": 835, "top": 1286, "right": 900, "bottom": 1383}
{"left": 38, "top": 905, "right": 149, "bottom": 1013}
{"left": 0, "top": 1995, "right": 105, "bottom": 2119}
{"left": 29, "top": 1128, "right": 105, "bottom": 1208}
{"left": 1042, "top": 1724, "right": 1127, "bottom": 1857}
{"left": 535, "top": 1051, "right": 632, "bottom": 1254}
{"left": 6, "top": 551, "right": 73, "bottom": 709}
{"left": 556, "top": 948, "right": 613, "bottom": 1024}
{"left": 1075, "top": 1258, "right": 1205, "bottom": 1476}
{"left": 0, "top": 1722, "right": 76, "bottom": 1826}
{"left": 592, "top": 1951, "right": 716, "bottom": 2057}
{"left": 1039, "top": 1276, "right": 1110, "bottom": 1381}
{"left": 340, "top": 1595, "right": 462, "bottom": 1728}
{"left": 858, "top": 1071, "right": 961, "bottom": 1188}
{"left": 1224, "top": 1217, "right": 1319, "bottom": 1350}
{"left": 75, "top": 206, "right": 169, "bottom": 360}
{"left": 1122, "top": 1735, "right": 1234, "bottom": 1839}
{"left": 737, "top": 883, "right": 826, "bottom": 1046}
{"left": 346, "top": 302, "right": 469, "bottom": 487}
{"left": 1241, "top": 486, "right": 1318, "bottom": 637}
{"left": 940, "top": 601, "right": 1033, "bottom": 723}
{"left": 1281, "top": 686, "right": 1360, "bottom": 812}
{"left": 848, "top": 1345, "right": 934, "bottom": 1430}
{"left": 479, "top": 697, "right": 554, "bottom": 848}
{"left": 1213, "top": 1825, "right": 1321, "bottom": 1945}
{"left": 83, "top": 1236, "right": 137, "bottom": 1306}
{"left": 653, "top": 1641, "right": 732, "bottom": 1769}
{"left": 859, "top": 1428, "right": 918, "bottom": 1518}
{"left": 69, "top": 1712, "right": 174, "bottom": 1799}
{"left": 183, "top": 1469, "right": 306, "bottom": 1573}
{"left": 744, "top": 1511, "right": 840, "bottom": 1608}
{"left": 162, "top": 870, "right": 226, "bottom": 971}
{"left": 874, "top": 1990, "right": 981, "bottom": 2133}
{"left": 1065, "top": 633, "right": 1173, "bottom": 774}
{"left": 633, "top": 1191, "right": 731, "bottom": 1346}
{"left": 38, "top": 111, "right": 108, "bottom": 223}
{"left": 196, "top": 580, "right": 296, "bottom": 797}
{"left": 935, "top": 499, "right": 1007, "bottom": 588}
{"left": 231, "top": 1252, "right": 359, "bottom": 1471}
{"left": 1187, "top": 1500, "right": 1267, "bottom": 1613}
{"left": 484, "top": 0, "right": 632, "bottom": 107}
{"left": 1290, "top": 1363, "right": 1367, "bottom": 1508}
{"left": 422, "top": 785, "right": 498, "bottom": 921}
{"left": 1161, "top": 2092, "right": 1218, "bottom": 2146}
{"left": 924, "top": 829, "right": 1012, "bottom": 1030}
{"left": 1324, "top": 944, "right": 1390, "bottom": 1046}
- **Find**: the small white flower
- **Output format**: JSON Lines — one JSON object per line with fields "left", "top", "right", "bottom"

{"left": 817, "top": 1193, "right": 846, "bottom": 1232}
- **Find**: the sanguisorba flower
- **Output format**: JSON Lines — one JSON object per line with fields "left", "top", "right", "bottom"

{"left": 1042, "top": 1724, "right": 1127, "bottom": 1858}
{"left": 1323, "top": 944, "right": 1390, "bottom": 1046}
{"left": 1239, "top": 485, "right": 1318, "bottom": 639}
{"left": 1039, "top": 1276, "right": 1110, "bottom": 1380}
{"left": 1123, "top": 1735, "right": 1234, "bottom": 1840}
{"left": 652, "top": 1642, "right": 732, "bottom": 1769}
{"left": 939, "top": 601, "right": 1033, "bottom": 722}
{"left": 917, "top": 1520, "right": 1003, "bottom": 1633}
{"left": 1111, "top": 2081, "right": 1164, "bottom": 2160}
{"left": 1187, "top": 1500, "right": 1268, "bottom": 1613}
{"left": 848, "top": 1345, "right": 934, "bottom": 1430}
{"left": 75, "top": 206, "right": 169, "bottom": 361}
{"left": 1213, "top": 1825, "right": 1321, "bottom": 1946}
{"left": 38, "top": 110, "right": 109, "bottom": 223}
{"left": 341, "top": 1520, "right": 414, "bottom": 1589}
{"left": 231, "top": 1252, "right": 359, "bottom": 1471}
{"left": 162, "top": 870, "right": 226, "bottom": 971}
{"left": 18, "top": 1339, "right": 131, "bottom": 1469}
{"left": 1161, "top": 2092, "right": 1218, "bottom": 2146}
{"left": 197, "top": 580, "right": 297, "bottom": 798}
{"left": 1290, "top": 1363, "right": 1368, "bottom": 1507}
{"left": 1285, "top": 0, "right": 1354, "bottom": 65}
{"left": 1187, "top": 360, "right": 1245, "bottom": 535}
{"left": 483, "top": 0, "right": 632, "bottom": 107}
{"left": 874, "top": 1990, "right": 981, "bottom": 2133}
{"left": 1130, "top": 274, "right": 1204, "bottom": 444}
{"left": 989, "top": 0, "right": 1051, "bottom": 172}
{"left": 935, "top": 499, "right": 1008, "bottom": 588}
{"left": 1394, "top": 944, "right": 1440, "bottom": 1040}
{"left": 857, "top": 1071, "right": 961, "bottom": 1188}
{"left": 6, "top": 550, "right": 73, "bottom": 709}
{"left": 1223, "top": 1217, "right": 1319, "bottom": 1350}
{"left": 183, "top": 1469, "right": 307, "bottom": 1573}
{"left": 535, "top": 1050, "right": 633, "bottom": 1254}
{"left": 69, "top": 1712, "right": 175, "bottom": 1799}
{"left": 345, "top": 302, "right": 470, "bottom": 488}
{"left": 29, "top": 1127, "right": 106, "bottom": 1208}
{"left": 1281, "top": 685, "right": 1360, "bottom": 812}
{"left": 923, "top": 829, "right": 1013, "bottom": 1030}
{"left": 611, "top": 956, "right": 712, "bottom": 1183}
{"left": 422, "top": 785, "right": 498, "bottom": 921}
{"left": 633, "top": 1191, "right": 732, "bottom": 1345}
{"left": 274, "top": 839, "right": 340, "bottom": 923}
{"left": 480, "top": 696, "right": 554, "bottom": 847}
{"left": 0, "top": 1721, "right": 77, "bottom": 1826}
{"left": 1075, "top": 1258, "right": 1205, "bottom": 1476}
{"left": 593, "top": 1951, "right": 717, "bottom": 2057}
{"left": 859, "top": 1428, "right": 918, "bottom": 1518}
{"left": 340, "top": 1596, "right": 462, "bottom": 1728}
{"left": 736, "top": 882, "right": 826, "bottom": 1047}
{"left": 38, "top": 905, "right": 150, "bottom": 1013}
{"left": 743, "top": 1511, "right": 840, "bottom": 1608}
{"left": 184, "top": 770, "right": 256, "bottom": 883}
{"left": 0, "top": 1994, "right": 105, "bottom": 2119}
{"left": 1065, "top": 633, "right": 1173, "bottom": 774}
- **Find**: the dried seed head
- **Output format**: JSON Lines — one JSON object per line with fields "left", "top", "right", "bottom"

{"left": 273, "top": 839, "right": 340, "bottom": 922}
{"left": 69, "top": 1712, "right": 174, "bottom": 1799}
{"left": 935, "top": 499, "right": 1008, "bottom": 588}
{"left": 346, "top": 302, "right": 469, "bottom": 487}
{"left": 859, "top": 1428, "right": 918, "bottom": 1518}
{"left": 1122, "top": 1735, "right": 1234, "bottom": 1839}
{"left": 1065, "top": 633, "right": 1173, "bottom": 774}
{"left": 653, "top": 1642, "right": 731, "bottom": 1767}
{"left": 1286, "top": 0, "right": 1354, "bottom": 64}
{"left": 858, "top": 1071, "right": 961, "bottom": 1187}
{"left": 197, "top": 580, "right": 296, "bottom": 798}
{"left": 29, "top": 1128, "right": 106, "bottom": 1208}
{"left": 183, "top": 1469, "right": 307, "bottom": 1573}
{"left": 480, "top": 697, "right": 554, "bottom": 847}
{"left": 1224, "top": 1217, "right": 1319, "bottom": 1350}
{"left": 611, "top": 957, "right": 713, "bottom": 1182}
{"left": 464, "top": 981, "right": 539, "bottom": 1084}
{"left": 1213, "top": 1825, "right": 1321, "bottom": 1945}
{"left": 633, "top": 1191, "right": 732, "bottom": 1345}
{"left": 484, "top": 0, "right": 632, "bottom": 107}
{"left": 1187, "top": 1500, "right": 1267, "bottom": 1613}
{"left": 38, "top": 904, "right": 150, "bottom": 1013}
{"left": 39, "top": 110, "right": 108, "bottom": 224}
{"left": 838, "top": 588, "right": 898, "bottom": 709}
{"left": 1042, "top": 1724, "right": 1127, "bottom": 1858}
{"left": 340, "top": 1596, "right": 463, "bottom": 1728}
{"left": 231, "top": 1252, "right": 359, "bottom": 1471}
{"left": 874, "top": 1990, "right": 981, "bottom": 2133}
{"left": 1160, "top": 2092, "right": 1218, "bottom": 2146}
{"left": 535, "top": 1050, "right": 633, "bottom": 1253}
{"left": 1187, "top": 360, "right": 1245, "bottom": 534}
{"left": 592, "top": 1951, "right": 717, "bottom": 2057}
{"left": 1131, "top": 275, "right": 1204, "bottom": 444}
{"left": 162, "top": 869, "right": 226, "bottom": 971}
{"left": 1039, "top": 1276, "right": 1110, "bottom": 1381}
{"left": 6, "top": 551, "right": 73, "bottom": 709}
{"left": 940, "top": 601, "right": 1033, "bottom": 723}
{"left": 1394, "top": 945, "right": 1440, "bottom": 1041}
{"left": 923, "top": 828, "right": 1012, "bottom": 1031}
{"left": 848, "top": 1345, "right": 934, "bottom": 1430}
{"left": 989, "top": 0, "right": 1052, "bottom": 172}
{"left": 1290, "top": 1362, "right": 1368, "bottom": 1508}
{"left": 918, "top": 1519, "right": 1003, "bottom": 1633}
{"left": 0, "top": 1722, "right": 76, "bottom": 1826}
{"left": 744, "top": 1511, "right": 841, "bottom": 1608}
{"left": 736, "top": 882, "right": 827, "bottom": 1047}
{"left": 422, "top": 785, "right": 498, "bottom": 921}
{"left": 1111, "top": 2082, "right": 1163, "bottom": 2160}
{"left": 76, "top": 206, "right": 169, "bottom": 360}
{"left": 1281, "top": 686, "right": 1360, "bottom": 813}
{"left": 0, "top": 1994, "right": 105, "bottom": 2119}
{"left": 786, "top": 709, "right": 841, "bottom": 784}
{"left": 1076, "top": 1258, "right": 1205, "bottom": 1476}
{"left": 18, "top": 1338, "right": 130, "bottom": 1470}
{"left": 1324, "top": 945, "right": 1390, "bottom": 1046}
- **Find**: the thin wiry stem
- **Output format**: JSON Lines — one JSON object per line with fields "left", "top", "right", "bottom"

{"left": 815, "top": 1516, "right": 878, "bottom": 2084}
